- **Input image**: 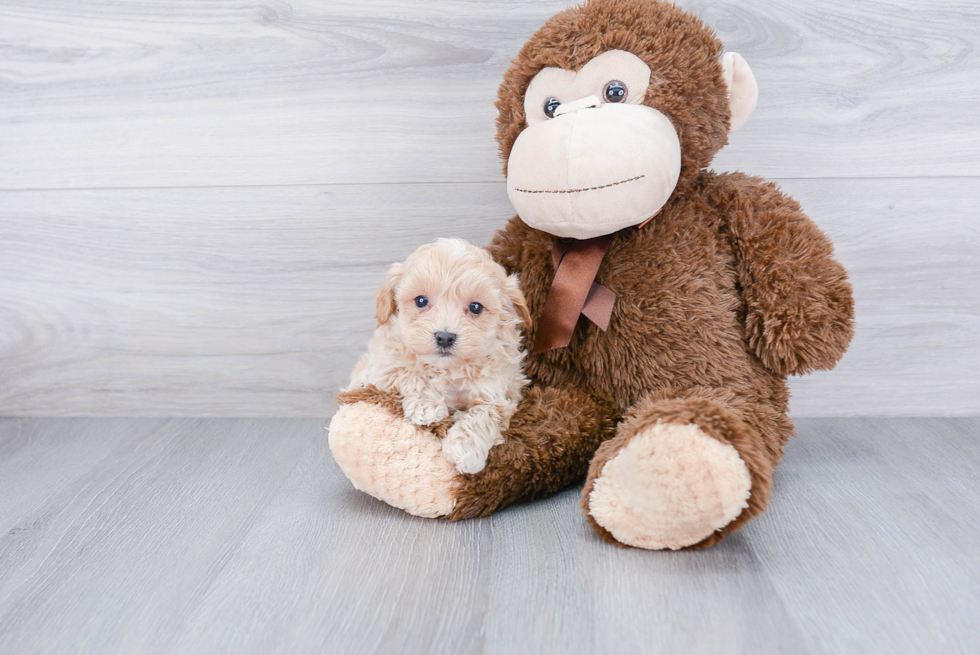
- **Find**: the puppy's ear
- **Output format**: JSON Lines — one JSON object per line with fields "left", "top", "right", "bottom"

{"left": 375, "top": 262, "right": 403, "bottom": 327}
{"left": 504, "top": 273, "right": 532, "bottom": 329}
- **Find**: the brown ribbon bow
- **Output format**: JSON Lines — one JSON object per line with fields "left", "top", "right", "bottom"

{"left": 531, "top": 236, "right": 616, "bottom": 354}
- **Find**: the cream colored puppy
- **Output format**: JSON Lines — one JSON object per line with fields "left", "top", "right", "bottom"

{"left": 347, "top": 239, "right": 531, "bottom": 474}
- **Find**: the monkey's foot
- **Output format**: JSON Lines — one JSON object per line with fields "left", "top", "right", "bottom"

{"left": 328, "top": 402, "right": 458, "bottom": 518}
{"left": 584, "top": 421, "right": 751, "bottom": 550}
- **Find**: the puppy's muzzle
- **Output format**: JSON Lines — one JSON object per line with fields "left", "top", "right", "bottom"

{"left": 434, "top": 331, "right": 457, "bottom": 350}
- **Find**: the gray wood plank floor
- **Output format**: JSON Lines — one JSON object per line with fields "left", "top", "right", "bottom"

{"left": 1, "top": 417, "right": 977, "bottom": 654}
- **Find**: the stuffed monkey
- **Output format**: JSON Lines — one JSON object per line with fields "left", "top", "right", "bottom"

{"left": 329, "top": 0, "right": 853, "bottom": 550}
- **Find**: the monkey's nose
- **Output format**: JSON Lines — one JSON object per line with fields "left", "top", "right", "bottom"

{"left": 435, "top": 331, "right": 457, "bottom": 349}
{"left": 553, "top": 95, "right": 601, "bottom": 117}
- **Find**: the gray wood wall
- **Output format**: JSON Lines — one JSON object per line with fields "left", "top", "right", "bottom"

{"left": 1, "top": 0, "right": 977, "bottom": 417}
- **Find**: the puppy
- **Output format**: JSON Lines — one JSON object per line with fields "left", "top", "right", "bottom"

{"left": 346, "top": 238, "right": 531, "bottom": 474}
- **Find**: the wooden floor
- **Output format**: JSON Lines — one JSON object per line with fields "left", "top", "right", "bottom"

{"left": 0, "top": 417, "right": 977, "bottom": 654}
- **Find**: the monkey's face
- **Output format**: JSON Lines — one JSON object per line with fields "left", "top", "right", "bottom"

{"left": 506, "top": 50, "right": 681, "bottom": 240}
{"left": 500, "top": 8, "right": 759, "bottom": 242}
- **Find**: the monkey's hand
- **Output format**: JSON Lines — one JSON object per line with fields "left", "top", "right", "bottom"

{"left": 720, "top": 173, "right": 855, "bottom": 376}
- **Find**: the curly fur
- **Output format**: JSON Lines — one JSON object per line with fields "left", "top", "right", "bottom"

{"left": 346, "top": 239, "right": 530, "bottom": 474}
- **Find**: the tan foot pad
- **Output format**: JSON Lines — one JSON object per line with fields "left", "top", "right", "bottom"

{"left": 328, "top": 402, "right": 458, "bottom": 518}
{"left": 588, "top": 422, "right": 751, "bottom": 550}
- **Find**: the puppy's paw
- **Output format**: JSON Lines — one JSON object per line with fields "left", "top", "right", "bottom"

{"left": 402, "top": 396, "right": 449, "bottom": 427}
{"left": 442, "top": 423, "right": 492, "bottom": 475}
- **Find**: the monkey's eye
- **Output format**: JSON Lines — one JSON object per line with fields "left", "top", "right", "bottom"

{"left": 415, "top": 296, "right": 428, "bottom": 309}
{"left": 603, "top": 80, "right": 628, "bottom": 103}
{"left": 468, "top": 302, "right": 484, "bottom": 316}
{"left": 543, "top": 97, "right": 561, "bottom": 118}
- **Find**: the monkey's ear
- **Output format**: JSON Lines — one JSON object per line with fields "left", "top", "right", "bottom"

{"left": 504, "top": 274, "right": 532, "bottom": 329}
{"left": 721, "top": 52, "right": 759, "bottom": 131}
{"left": 375, "top": 262, "right": 403, "bottom": 327}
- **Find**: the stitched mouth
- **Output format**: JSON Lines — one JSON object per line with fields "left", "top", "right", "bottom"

{"left": 514, "top": 174, "right": 645, "bottom": 195}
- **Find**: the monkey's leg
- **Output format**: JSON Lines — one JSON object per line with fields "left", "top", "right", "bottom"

{"left": 449, "top": 385, "right": 619, "bottom": 520}
{"left": 581, "top": 387, "right": 792, "bottom": 550}
{"left": 328, "top": 384, "right": 619, "bottom": 520}
{"left": 329, "top": 385, "right": 459, "bottom": 518}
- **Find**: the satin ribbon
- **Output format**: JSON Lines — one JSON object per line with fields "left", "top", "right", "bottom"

{"left": 531, "top": 236, "right": 615, "bottom": 354}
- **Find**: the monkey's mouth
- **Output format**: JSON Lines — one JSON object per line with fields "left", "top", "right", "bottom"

{"left": 513, "top": 174, "right": 645, "bottom": 195}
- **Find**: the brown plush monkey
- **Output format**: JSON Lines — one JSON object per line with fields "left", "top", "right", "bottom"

{"left": 330, "top": 0, "right": 853, "bottom": 550}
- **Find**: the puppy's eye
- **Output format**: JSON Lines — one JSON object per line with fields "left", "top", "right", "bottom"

{"left": 603, "top": 80, "right": 628, "bottom": 103}
{"left": 468, "top": 302, "right": 484, "bottom": 316}
{"left": 543, "top": 97, "right": 561, "bottom": 118}
{"left": 414, "top": 296, "right": 428, "bottom": 309}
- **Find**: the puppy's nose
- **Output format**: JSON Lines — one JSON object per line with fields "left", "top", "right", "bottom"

{"left": 435, "top": 331, "right": 457, "bottom": 349}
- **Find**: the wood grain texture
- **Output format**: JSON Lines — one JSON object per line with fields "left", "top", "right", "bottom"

{"left": 753, "top": 417, "right": 980, "bottom": 653}
{"left": 0, "top": 418, "right": 316, "bottom": 654}
{"left": 1, "top": 0, "right": 977, "bottom": 417}
{"left": 0, "top": 417, "right": 978, "bottom": 653}
{"left": 0, "top": 0, "right": 978, "bottom": 189}
{"left": 1, "top": 178, "right": 977, "bottom": 417}
{"left": 0, "top": 183, "right": 501, "bottom": 416}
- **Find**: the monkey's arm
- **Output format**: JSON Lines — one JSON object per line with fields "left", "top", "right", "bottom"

{"left": 719, "top": 173, "right": 854, "bottom": 376}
